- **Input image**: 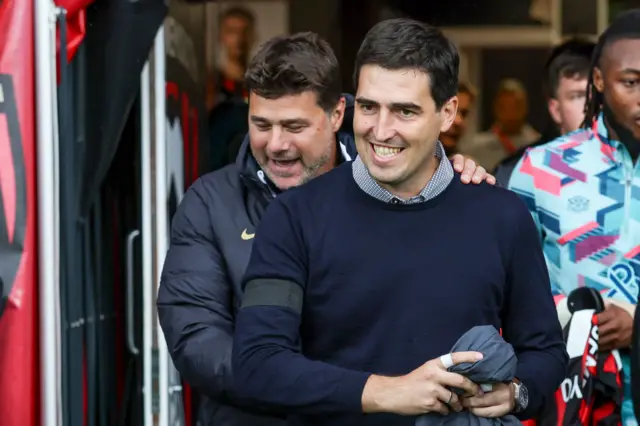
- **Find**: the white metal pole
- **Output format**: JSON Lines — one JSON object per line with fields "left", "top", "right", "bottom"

{"left": 152, "top": 25, "right": 170, "bottom": 426}
{"left": 140, "top": 59, "right": 153, "bottom": 426}
{"left": 35, "top": 0, "right": 61, "bottom": 425}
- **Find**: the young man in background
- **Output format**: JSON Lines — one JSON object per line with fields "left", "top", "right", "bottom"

{"left": 494, "top": 38, "right": 595, "bottom": 185}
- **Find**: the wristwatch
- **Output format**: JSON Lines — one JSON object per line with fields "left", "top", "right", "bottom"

{"left": 512, "top": 380, "right": 529, "bottom": 413}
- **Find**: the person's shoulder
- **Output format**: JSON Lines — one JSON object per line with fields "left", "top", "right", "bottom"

{"left": 274, "top": 162, "right": 348, "bottom": 198}
{"left": 495, "top": 133, "right": 549, "bottom": 172}
{"left": 451, "top": 175, "right": 531, "bottom": 223}
{"left": 282, "top": 161, "right": 351, "bottom": 197}
{"left": 169, "top": 165, "right": 244, "bottom": 241}
{"left": 273, "top": 163, "right": 352, "bottom": 219}
{"left": 452, "top": 173, "right": 520, "bottom": 201}
{"left": 523, "top": 127, "right": 595, "bottom": 160}
{"left": 509, "top": 127, "right": 597, "bottom": 190}
{"left": 259, "top": 164, "right": 351, "bottom": 242}
{"left": 187, "top": 164, "right": 243, "bottom": 206}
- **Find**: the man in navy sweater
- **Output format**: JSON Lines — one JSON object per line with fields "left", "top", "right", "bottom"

{"left": 232, "top": 18, "right": 568, "bottom": 426}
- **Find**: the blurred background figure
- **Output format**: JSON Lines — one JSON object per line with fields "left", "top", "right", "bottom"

{"left": 441, "top": 82, "right": 477, "bottom": 158}
{"left": 461, "top": 78, "right": 538, "bottom": 171}
{"left": 493, "top": 38, "right": 595, "bottom": 184}
{"left": 206, "top": 6, "right": 256, "bottom": 170}
{"left": 207, "top": 6, "right": 255, "bottom": 110}
{"left": 544, "top": 38, "right": 595, "bottom": 135}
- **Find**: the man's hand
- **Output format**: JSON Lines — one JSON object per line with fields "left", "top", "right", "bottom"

{"left": 461, "top": 382, "right": 514, "bottom": 418}
{"left": 362, "top": 351, "right": 484, "bottom": 416}
{"left": 598, "top": 303, "right": 633, "bottom": 351}
{"left": 451, "top": 154, "right": 496, "bottom": 185}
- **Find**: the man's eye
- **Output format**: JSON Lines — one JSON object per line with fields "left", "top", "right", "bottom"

{"left": 622, "top": 79, "right": 639, "bottom": 88}
{"left": 286, "top": 126, "right": 304, "bottom": 133}
{"left": 399, "top": 109, "right": 414, "bottom": 118}
{"left": 359, "top": 104, "right": 375, "bottom": 113}
{"left": 256, "top": 125, "right": 271, "bottom": 131}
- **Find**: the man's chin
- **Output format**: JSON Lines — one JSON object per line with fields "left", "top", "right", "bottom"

{"left": 268, "top": 173, "right": 304, "bottom": 191}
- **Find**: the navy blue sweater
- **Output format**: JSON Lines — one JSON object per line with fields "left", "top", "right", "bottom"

{"left": 232, "top": 162, "right": 567, "bottom": 425}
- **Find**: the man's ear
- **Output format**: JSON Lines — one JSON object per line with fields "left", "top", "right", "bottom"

{"left": 439, "top": 96, "right": 459, "bottom": 133}
{"left": 548, "top": 98, "right": 562, "bottom": 126}
{"left": 330, "top": 97, "right": 346, "bottom": 133}
{"left": 593, "top": 67, "right": 604, "bottom": 93}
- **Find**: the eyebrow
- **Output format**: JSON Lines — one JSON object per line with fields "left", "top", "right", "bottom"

{"left": 250, "top": 116, "right": 310, "bottom": 126}
{"left": 620, "top": 68, "right": 640, "bottom": 75}
{"left": 355, "top": 97, "right": 423, "bottom": 113}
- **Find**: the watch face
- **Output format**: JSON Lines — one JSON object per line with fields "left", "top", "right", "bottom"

{"left": 519, "top": 384, "right": 529, "bottom": 409}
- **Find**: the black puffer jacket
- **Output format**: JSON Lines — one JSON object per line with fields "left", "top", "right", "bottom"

{"left": 157, "top": 96, "right": 358, "bottom": 426}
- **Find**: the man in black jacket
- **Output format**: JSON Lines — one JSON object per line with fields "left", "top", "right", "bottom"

{"left": 156, "top": 31, "right": 496, "bottom": 426}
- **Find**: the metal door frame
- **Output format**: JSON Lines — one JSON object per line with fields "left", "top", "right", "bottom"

{"left": 141, "top": 25, "right": 183, "bottom": 426}
{"left": 35, "top": 0, "right": 62, "bottom": 424}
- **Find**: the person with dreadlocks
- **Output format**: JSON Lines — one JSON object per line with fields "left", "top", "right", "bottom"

{"left": 509, "top": 9, "right": 640, "bottom": 425}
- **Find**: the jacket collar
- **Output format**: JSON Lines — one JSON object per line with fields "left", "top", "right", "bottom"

{"left": 592, "top": 112, "right": 625, "bottom": 164}
{"left": 594, "top": 113, "right": 611, "bottom": 144}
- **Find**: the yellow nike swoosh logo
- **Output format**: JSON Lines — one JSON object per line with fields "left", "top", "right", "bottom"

{"left": 241, "top": 229, "right": 255, "bottom": 240}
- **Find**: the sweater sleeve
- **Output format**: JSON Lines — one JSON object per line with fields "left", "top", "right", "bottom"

{"left": 232, "top": 194, "right": 371, "bottom": 415}
{"left": 501, "top": 196, "right": 569, "bottom": 420}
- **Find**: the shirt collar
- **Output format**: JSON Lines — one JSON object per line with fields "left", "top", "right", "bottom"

{"left": 352, "top": 141, "right": 454, "bottom": 204}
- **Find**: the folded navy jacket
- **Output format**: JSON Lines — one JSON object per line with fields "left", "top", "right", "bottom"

{"left": 415, "top": 325, "right": 521, "bottom": 426}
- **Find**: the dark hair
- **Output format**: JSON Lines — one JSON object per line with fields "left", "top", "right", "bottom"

{"left": 353, "top": 18, "right": 459, "bottom": 110}
{"left": 219, "top": 6, "right": 255, "bottom": 27}
{"left": 544, "top": 38, "right": 594, "bottom": 98}
{"left": 583, "top": 9, "right": 640, "bottom": 128}
{"left": 244, "top": 32, "right": 342, "bottom": 111}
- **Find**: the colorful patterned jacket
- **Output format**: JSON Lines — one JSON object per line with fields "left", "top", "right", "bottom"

{"left": 508, "top": 113, "right": 637, "bottom": 425}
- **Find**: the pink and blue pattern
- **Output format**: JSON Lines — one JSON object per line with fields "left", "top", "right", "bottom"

{"left": 509, "top": 113, "right": 639, "bottom": 425}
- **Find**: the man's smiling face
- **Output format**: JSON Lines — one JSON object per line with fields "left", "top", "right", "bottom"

{"left": 354, "top": 65, "right": 456, "bottom": 199}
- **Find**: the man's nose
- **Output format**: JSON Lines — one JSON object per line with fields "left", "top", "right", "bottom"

{"left": 373, "top": 111, "right": 395, "bottom": 142}
{"left": 267, "top": 127, "right": 290, "bottom": 152}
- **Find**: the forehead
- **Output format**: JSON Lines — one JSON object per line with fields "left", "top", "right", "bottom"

{"left": 357, "top": 65, "right": 432, "bottom": 105}
{"left": 249, "top": 91, "right": 324, "bottom": 120}
{"left": 221, "top": 15, "right": 250, "bottom": 29}
{"left": 602, "top": 38, "right": 640, "bottom": 72}
{"left": 557, "top": 75, "right": 587, "bottom": 92}
{"left": 496, "top": 91, "right": 525, "bottom": 103}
